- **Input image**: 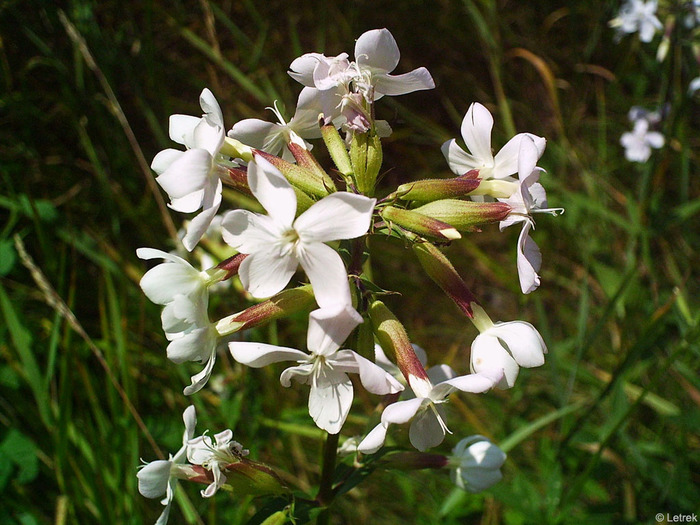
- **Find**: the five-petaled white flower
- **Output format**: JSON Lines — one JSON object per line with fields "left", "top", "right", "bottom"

{"left": 288, "top": 28, "right": 434, "bottom": 128}
{"left": 620, "top": 118, "right": 664, "bottom": 163}
{"left": 137, "top": 405, "right": 197, "bottom": 525}
{"left": 152, "top": 88, "right": 228, "bottom": 251}
{"left": 187, "top": 430, "right": 248, "bottom": 498}
{"left": 470, "top": 309, "right": 548, "bottom": 389}
{"left": 229, "top": 305, "right": 403, "bottom": 434}
{"left": 229, "top": 87, "right": 334, "bottom": 162}
{"left": 609, "top": 0, "right": 662, "bottom": 43}
{"left": 441, "top": 102, "right": 546, "bottom": 181}
{"left": 449, "top": 435, "right": 507, "bottom": 493}
{"left": 498, "top": 137, "right": 563, "bottom": 294}
{"left": 357, "top": 367, "right": 502, "bottom": 453}
{"left": 221, "top": 155, "right": 375, "bottom": 308}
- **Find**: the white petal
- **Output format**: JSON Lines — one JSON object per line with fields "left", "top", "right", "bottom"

{"left": 229, "top": 119, "right": 281, "bottom": 153}
{"left": 137, "top": 460, "right": 172, "bottom": 498}
{"left": 426, "top": 364, "right": 455, "bottom": 385}
{"left": 192, "top": 118, "right": 224, "bottom": 157}
{"left": 431, "top": 370, "right": 501, "bottom": 399}
{"left": 470, "top": 334, "right": 520, "bottom": 389}
{"left": 373, "top": 68, "right": 435, "bottom": 96}
{"left": 297, "top": 242, "right": 351, "bottom": 308}
{"left": 308, "top": 370, "right": 353, "bottom": 433}
{"left": 295, "top": 192, "right": 375, "bottom": 243}
{"left": 289, "top": 53, "right": 325, "bottom": 86}
{"left": 409, "top": 405, "right": 446, "bottom": 451}
{"left": 199, "top": 88, "right": 224, "bottom": 129}
{"left": 248, "top": 157, "right": 297, "bottom": 226}
{"left": 517, "top": 223, "right": 542, "bottom": 294}
{"left": 182, "top": 405, "right": 197, "bottom": 442}
{"left": 156, "top": 149, "right": 211, "bottom": 201}
{"left": 139, "top": 258, "right": 202, "bottom": 305}
{"left": 181, "top": 181, "right": 222, "bottom": 252}
{"left": 151, "top": 148, "right": 183, "bottom": 175}
{"left": 169, "top": 115, "right": 199, "bottom": 146}
{"left": 166, "top": 325, "right": 215, "bottom": 364}
{"left": 280, "top": 362, "right": 314, "bottom": 387}
{"left": 516, "top": 135, "right": 541, "bottom": 181}
{"left": 493, "top": 133, "right": 546, "bottom": 180}
{"left": 355, "top": 28, "right": 400, "bottom": 73}
{"left": 646, "top": 131, "right": 664, "bottom": 148}
{"left": 344, "top": 350, "right": 404, "bottom": 395}
{"left": 183, "top": 344, "right": 217, "bottom": 395}
{"left": 220, "top": 209, "right": 281, "bottom": 253}
{"left": 306, "top": 305, "right": 363, "bottom": 356}
{"left": 238, "top": 246, "right": 298, "bottom": 299}
{"left": 490, "top": 321, "right": 547, "bottom": 368}
{"left": 357, "top": 423, "right": 388, "bottom": 454}
{"left": 381, "top": 397, "right": 424, "bottom": 425}
{"left": 441, "top": 139, "right": 483, "bottom": 175}
{"left": 228, "top": 341, "right": 308, "bottom": 367}
{"left": 461, "top": 103, "right": 495, "bottom": 167}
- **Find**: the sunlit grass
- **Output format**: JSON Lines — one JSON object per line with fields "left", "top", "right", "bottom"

{"left": 1, "top": 1, "right": 698, "bottom": 524}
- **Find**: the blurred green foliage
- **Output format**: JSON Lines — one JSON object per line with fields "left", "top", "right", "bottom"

{"left": 0, "top": 0, "right": 698, "bottom": 523}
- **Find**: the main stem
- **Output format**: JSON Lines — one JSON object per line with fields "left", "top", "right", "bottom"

{"left": 316, "top": 431, "right": 340, "bottom": 523}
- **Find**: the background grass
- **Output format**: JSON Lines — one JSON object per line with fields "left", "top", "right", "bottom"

{"left": 1, "top": 0, "right": 699, "bottom": 524}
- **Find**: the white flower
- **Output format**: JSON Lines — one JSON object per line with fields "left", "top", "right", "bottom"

{"left": 498, "top": 137, "right": 562, "bottom": 294}
{"left": 161, "top": 294, "right": 219, "bottom": 395}
{"left": 357, "top": 368, "right": 502, "bottom": 453}
{"left": 151, "top": 89, "right": 228, "bottom": 251}
{"left": 229, "top": 305, "right": 403, "bottom": 434}
{"left": 289, "top": 28, "right": 434, "bottom": 105}
{"left": 620, "top": 118, "right": 664, "bottom": 162}
{"left": 689, "top": 76, "right": 700, "bottom": 95}
{"left": 137, "top": 406, "right": 197, "bottom": 525}
{"left": 449, "top": 435, "right": 507, "bottom": 493}
{"left": 470, "top": 308, "right": 547, "bottom": 390}
{"left": 187, "top": 430, "right": 248, "bottom": 498}
{"left": 137, "top": 247, "right": 223, "bottom": 306}
{"left": 221, "top": 155, "right": 375, "bottom": 308}
{"left": 228, "top": 88, "right": 331, "bottom": 161}
{"left": 441, "top": 102, "right": 546, "bottom": 180}
{"left": 609, "top": 0, "right": 662, "bottom": 43}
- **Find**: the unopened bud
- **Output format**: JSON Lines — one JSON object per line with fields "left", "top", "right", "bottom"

{"left": 225, "top": 167, "right": 254, "bottom": 196}
{"left": 413, "top": 199, "right": 511, "bottom": 232}
{"left": 382, "top": 206, "right": 461, "bottom": 241}
{"left": 396, "top": 171, "right": 481, "bottom": 202}
{"left": 321, "top": 122, "right": 354, "bottom": 177}
{"left": 223, "top": 458, "right": 288, "bottom": 496}
{"left": 412, "top": 242, "right": 477, "bottom": 318}
{"left": 215, "top": 285, "right": 315, "bottom": 336}
{"left": 254, "top": 150, "right": 331, "bottom": 198}
{"left": 287, "top": 142, "right": 337, "bottom": 193}
{"left": 369, "top": 300, "right": 429, "bottom": 383}
{"left": 351, "top": 130, "right": 382, "bottom": 196}
{"left": 215, "top": 253, "right": 247, "bottom": 281}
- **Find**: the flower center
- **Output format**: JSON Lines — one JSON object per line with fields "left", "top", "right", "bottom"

{"left": 280, "top": 228, "right": 301, "bottom": 256}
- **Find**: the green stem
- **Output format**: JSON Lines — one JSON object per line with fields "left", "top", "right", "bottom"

{"left": 316, "top": 431, "right": 340, "bottom": 523}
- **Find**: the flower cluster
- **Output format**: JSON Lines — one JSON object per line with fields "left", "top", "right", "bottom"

{"left": 137, "top": 28, "right": 560, "bottom": 523}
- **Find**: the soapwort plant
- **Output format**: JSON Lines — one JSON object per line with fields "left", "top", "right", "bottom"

{"left": 136, "top": 28, "right": 562, "bottom": 524}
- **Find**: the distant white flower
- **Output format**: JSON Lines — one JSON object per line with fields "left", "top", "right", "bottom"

{"left": 221, "top": 155, "right": 375, "bottom": 308}
{"left": 620, "top": 118, "right": 664, "bottom": 162}
{"left": 689, "top": 76, "right": 700, "bottom": 95}
{"left": 449, "top": 435, "right": 507, "bottom": 493}
{"left": 498, "top": 137, "right": 563, "bottom": 294}
{"left": 610, "top": 0, "right": 662, "bottom": 43}
{"left": 187, "top": 430, "right": 248, "bottom": 497}
{"left": 229, "top": 305, "right": 403, "bottom": 434}
{"left": 357, "top": 368, "right": 502, "bottom": 453}
{"left": 137, "top": 406, "right": 197, "bottom": 525}
{"left": 152, "top": 89, "right": 228, "bottom": 251}
{"left": 441, "top": 102, "right": 546, "bottom": 180}
{"left": 470, "top": 308, "right": 547, "bottom": 389}
{"left": 229, "top": 88, "right": 331, "bottom": 161}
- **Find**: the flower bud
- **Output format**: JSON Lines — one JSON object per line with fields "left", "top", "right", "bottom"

{"left": 215, "top": 285, "right": 315, "bottom": 337}
{"left": 396, "top": 171, "right": 481, "bottom": 202}
{"left": 369, "top": 300, "right": 429, "bottom": 384}
{"left": 225, "top": 167, "right": 254, "bottom": 196}
{"left": 382, "top": 206, "right": 461, "bottom": 241}
{"left": 321, "top": 121, "right": 353, "bottom": 177}
{"left": 413, "top": 199, "right": 511, "bottom": 232}
{"left": 449, "top": 435, "right": 506, "bottom": 493}
{"left": 412, "top": 242, "right": 476, "bottom": 318}
{"left": 351, "top": 130, "right": 382, "bottom": 196}
{"left": 287, "top": 142, "right": 337, "bottom": 194}
{"left": 223, "top": 459, "right": 288, "bottom": 496}
{"left": 254, "top": 150, "right": 331, "bottom": 198}
{"left": 215, "top": 253, "right": 247, "bottom": 281}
